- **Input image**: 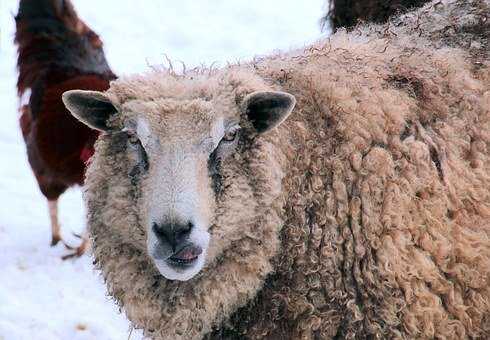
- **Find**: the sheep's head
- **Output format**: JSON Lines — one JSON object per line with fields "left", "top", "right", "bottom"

{"left": 62, "top": 75, "right": 295, "bottom": 281}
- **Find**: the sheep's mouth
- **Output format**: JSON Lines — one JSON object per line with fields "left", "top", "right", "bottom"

{"left": 167, "top": 245, "right": 203, "bottom": 268}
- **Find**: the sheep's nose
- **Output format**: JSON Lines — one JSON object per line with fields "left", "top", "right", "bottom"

{"left": 152, "top": 222, "right": 193, "bottom": 250}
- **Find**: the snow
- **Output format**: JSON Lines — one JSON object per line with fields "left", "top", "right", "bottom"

{"left": 0, "top": 0, "right": 325, "bottom": 339}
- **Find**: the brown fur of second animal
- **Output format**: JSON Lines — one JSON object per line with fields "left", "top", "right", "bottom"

{"left": 66, "top": 0, "right": 489, "bottom": 338}
{"left": 323, "top": 0, "right": 431, "bottom": 30}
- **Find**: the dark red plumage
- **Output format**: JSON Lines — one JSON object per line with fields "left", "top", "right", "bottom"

{"left": 15, "top": 0, "right": 116, "bottom": 257}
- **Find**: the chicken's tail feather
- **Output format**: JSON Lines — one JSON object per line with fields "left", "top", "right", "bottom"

{"left": 15, "top": 0, "right": 114, "bottom": 97}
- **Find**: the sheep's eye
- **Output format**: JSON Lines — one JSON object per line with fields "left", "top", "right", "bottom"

{"left": 222, "top": 127, "right": 239, "bottom": 142}
{"left": 127, "top": 132, "right": 139, "bottom": 145}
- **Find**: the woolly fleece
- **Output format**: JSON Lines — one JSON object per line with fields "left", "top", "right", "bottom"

{"left": 82, "top": 0, "right": 490, "bottom": 338}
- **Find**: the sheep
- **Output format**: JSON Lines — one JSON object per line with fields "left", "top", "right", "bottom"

{"left": 62, "top": 0, "right": 490, "bottom": 338}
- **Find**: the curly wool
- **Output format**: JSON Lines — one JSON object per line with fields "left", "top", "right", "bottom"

{"left": 84, "top": 0, "right": 490, "bottom": 339}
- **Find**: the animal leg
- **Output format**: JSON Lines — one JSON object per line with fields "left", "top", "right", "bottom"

{"left": 48, "top": 200, "right": 62, "bottom": 246}
{"left": 62, "top": 231, "right": 90, "bottom": 260}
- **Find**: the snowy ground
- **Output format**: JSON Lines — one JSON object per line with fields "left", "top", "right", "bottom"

{"left": 0, "top": 1, "right": 326, "bottom": 339}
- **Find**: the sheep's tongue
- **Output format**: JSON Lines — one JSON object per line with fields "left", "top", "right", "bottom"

{"left": 172, "top": 245, "right": 202, "bottom": 261}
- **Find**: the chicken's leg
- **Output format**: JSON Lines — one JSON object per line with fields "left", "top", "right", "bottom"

{"left": 48, "top": 200, "right": 62, "bottom": 246}
{"left": 49, "top": 199, "right": 89, "bottom": 259}
{"left": 62, "top": 231, "right": 90, "bottom": 260}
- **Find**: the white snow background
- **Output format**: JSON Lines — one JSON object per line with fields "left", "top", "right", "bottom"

{"left": 0, "top": 1, "right": 326, "bottom": 339}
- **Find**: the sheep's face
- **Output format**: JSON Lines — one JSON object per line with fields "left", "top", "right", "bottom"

{"left": 62, "top": 87, "right": 295, "bottom": 281}
{"left": 118, "top": 98, "right": 240, "bottom": 281}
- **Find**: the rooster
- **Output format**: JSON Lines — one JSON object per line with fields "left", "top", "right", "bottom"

{"left": 15, "top": 0, "right": 116, "bottom": 258}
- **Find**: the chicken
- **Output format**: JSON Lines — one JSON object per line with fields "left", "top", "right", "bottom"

{"left": 15, "top": 0, "right": 116, "bottom": 258}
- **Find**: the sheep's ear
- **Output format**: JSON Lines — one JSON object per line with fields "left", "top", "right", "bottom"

{"left": 62, "top": 90, "right": 117, "bottom": 132}
{"left": 243, "top": 91, "right": 296, "bottom": 134}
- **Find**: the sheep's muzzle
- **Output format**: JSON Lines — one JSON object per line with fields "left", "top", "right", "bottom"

{"left": 167, "top": 245, "right": 203, "bottom": 267}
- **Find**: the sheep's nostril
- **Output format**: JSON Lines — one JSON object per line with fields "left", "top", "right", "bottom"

{"left": 152, "top": 223, "right": 165, "bottom": 237}
{"left": 152, "top": 221, "right": 194, "bottom": 249}
{"left": 176, "top": 221, "right": 193, "bottom": 240}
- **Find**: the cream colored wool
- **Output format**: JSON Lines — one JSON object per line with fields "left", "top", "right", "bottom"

{"left": 82, "top": 0, "right": 489, "bottom": 338}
